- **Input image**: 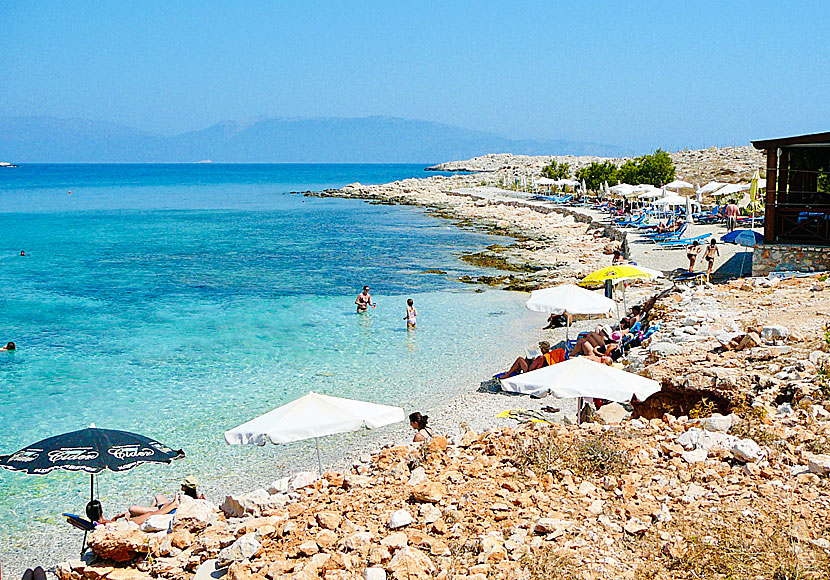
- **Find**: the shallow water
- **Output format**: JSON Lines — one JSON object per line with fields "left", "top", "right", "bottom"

{"left": 0, "top": 164, "right": 539, "bottom": 568}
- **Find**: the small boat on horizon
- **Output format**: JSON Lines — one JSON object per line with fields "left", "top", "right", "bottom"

{"left": 0, "top": 161, "right": 19, "bottom": 167}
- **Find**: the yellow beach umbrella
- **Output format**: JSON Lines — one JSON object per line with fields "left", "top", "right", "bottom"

{"left": 748, "top": 169, "right": 764, "bottom": 229}
{"left": 579, "top": 265, "right": 660, "bottom": 287}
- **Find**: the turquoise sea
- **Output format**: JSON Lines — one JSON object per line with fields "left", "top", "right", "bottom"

{"left": 0, "top": 164, "right": 539, "bottom": 568}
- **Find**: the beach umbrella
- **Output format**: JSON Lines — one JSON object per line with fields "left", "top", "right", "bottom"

{"left": 686, "top": 195, "right": 694, "bottom": 225}
{"left": 664, "top": 179, "right": 695, "bottom": 191}
{"left": 721, "top": 229, "right": 763, "bottom": 247}
{"left": 697, "top": 181, "right": 726, "bottom": 196}
{"left": 748, "top": 169, "right": 762, "bottom": 229}
{"left": 581, "top": 179, "right": 587, "bottom": 194}
{"left": 525, "top": 284, "right": 615, "bottom": 340}
{"left": 721, "top": 229, "right": 762, "bottom": 277}
{"left": 224, "top": 392, "right": 405, "bottom": 474}
{"left": 579, "top": 265, "right": 661, "bottom": 287}
{"left": 0, "top": 426, "right": 184, "bottom": 553}
{"left": 0, "top": 425, "right": 184, "bottom": 492}
{"left": 500, "top": 357, "right": 661, "bottom": 403}
{"left": 579, "top": 264, "right": 662, "bottom": 316}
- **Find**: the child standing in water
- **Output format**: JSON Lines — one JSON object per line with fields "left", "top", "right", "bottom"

{"left": 404, "top": 298, "right": 418, "bottom": 329}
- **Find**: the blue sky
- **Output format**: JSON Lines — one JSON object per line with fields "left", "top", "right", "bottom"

{"left": 2, "top": 1, "right": 828, "bottom": 152}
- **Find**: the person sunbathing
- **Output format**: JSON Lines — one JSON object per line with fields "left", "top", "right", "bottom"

{"left": 112, "top": 477, "right": 203, "bottom": 525}
{"left": 584, "top": 353, "right": 613, "bottom": 365}
{"left": 497, "top": 341, "right": 551, "bottom": 378}
{"left": 571, "top": 332, "right": 618, "bottom": 358}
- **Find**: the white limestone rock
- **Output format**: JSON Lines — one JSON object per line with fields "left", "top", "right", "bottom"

{"left": 141, "top": 514, "right": 174, "bottom": 533}
{"left": 388, "top": 509, "right": 414, "bottom": 529}
{"left": 217, "top": 533, "right": 261, "bottom": 567}
{"left": 732, "top": 438, "right": 765, "bottom": 463}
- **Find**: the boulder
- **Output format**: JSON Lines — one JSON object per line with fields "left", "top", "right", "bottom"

{"left": 426, "top": 435, "right": 448, "bottom": 454}
{"left": 623, "top": 518, "right": 651, "bottom": 534}
{"left": 386, "top": 546, "right": 435, "bottom": 580}
{"left": 807, "top": 453, "right": 830, "bottom": 476}
{"left": 732, "top": 439, "right": 765, "bottom": 463}
{"left": 216, "top": 533, "right": 261, "bottom": 567}
{"left": 418, "top": 503, "right": 442, "bottom": 524}
{"left": 316, "top": 529, "right": 338, "bottom": 549}
{"left": 411, "top": 481, "right": 445, "bottom": 503}
{"left": 380, "top": 532, "right": 408, "bottom": 550}
{"left": 649, "top": 342, "right": 683, "bottom": 357}
{"left": 596, "top": 403, "right": 630, "bottom": 424}
{"left": 736, "top": 332, "right": 762, "bottom": 350}
{"left": 406, "top": 467, "right": 428, "bottom": 487}
{"left": 533, "top": 518, "right": 574, "bottom": 535}
{"left": 298, "top": 540, "right": 320, "bottom": 556}
{"left": 700, "top": 413, "right": 733, "bottom": 432}
{"left": 289, "top": 471, "right": 319, "bottom": 490}
{"left": 681, "top": 448, "right": 708, "bottom": 464}
{"left": 140, "top": 514, "right": 174, "bottom": 533}
{"left": 316, "top": 510, "right": 343, "bottom": 530}
{"left": 173, "top": 497, "right": 219, "bottom": 531}
{"left": 88, "top": 521, "right": 149, "bottom": 562}
{"left": 363, "top": 568, "right": 386, "bottom": 580}
{"left": 194, "top": 560, "right": 228, "bottom": 580}
{"left": 388, "top": 509, "right": 414, "bottom": 529}
{"left": 343, "top": 531, "right": 374, "bottom": 551}
{"left": 220, "top": 490, "right": 283, "bottom": 519}
{"left": 761, "top": 325, "right": 789, "bottom": 341}
{"left": 676, "top": 428, "right": 738, "bottom": 452}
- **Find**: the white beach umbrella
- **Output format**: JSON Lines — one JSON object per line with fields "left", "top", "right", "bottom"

{"left": 696, "top": 181, "right": 727, "bottom": 195}
{"left": 686, "top": 195, "right": 694, "bottom": 224}
{"left": 664, "top": 179, "right": 695, "bottom": 191}
{"left": 526, "top": 284, "right": 614, "bottom": 340}
{"left": 712, "top": 183, "right": 750, "bottom": 198}
{"left": 653, "top": 195, "right": 695, "bottom": 207}
{"left": 610, "top": 184, "right": 635, "bottom": 196}
{"left": 224, "top": 392, "right": 405, "bottom": 473}
{"left": 500, "top": 357, "right": 661, "bottom": 403}
{"left": 637, "top": 190, "right": 662, "bottom": 199}
{"left": 633, "top": 184, "right": 657, "bottom": 193}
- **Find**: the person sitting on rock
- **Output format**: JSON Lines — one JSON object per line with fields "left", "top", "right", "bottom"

{"left": 543, "top": 311, "right": 572, "bottom": 329}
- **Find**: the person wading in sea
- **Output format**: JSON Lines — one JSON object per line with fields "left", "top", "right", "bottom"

{"left": 355, "top": 285, "right": 375, "bottom": 313}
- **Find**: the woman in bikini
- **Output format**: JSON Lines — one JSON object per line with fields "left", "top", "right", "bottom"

{"left": 703, "top": 239, "right": 719, "bottom": 276}
{"left": 409, "top": 412, "right": 435, "bottom": 443}
{"left": 686, "top": 240, "right": 701, "bottom": 272}
{"left": 404, "top": 298, "right": 418, "bottom": 329}
{"left": 355, "top": 285, "right": 374, "bottom": 313}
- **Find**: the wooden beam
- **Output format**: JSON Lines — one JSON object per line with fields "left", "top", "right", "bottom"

{"left": 764, "top": 147, "right": 777, "bottom": 243}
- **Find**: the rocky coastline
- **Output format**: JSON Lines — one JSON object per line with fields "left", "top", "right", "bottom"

{"left": 41, "top": 147, "right": 830, "bottom": 579}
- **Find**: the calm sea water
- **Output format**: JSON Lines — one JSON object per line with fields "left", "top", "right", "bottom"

{"left": 0, "top": 164, "right": 539, "bottom": 566}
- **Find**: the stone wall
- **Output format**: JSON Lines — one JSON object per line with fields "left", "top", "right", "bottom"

{"left": 752, "top": 244, "right": 830, "bottom": 276}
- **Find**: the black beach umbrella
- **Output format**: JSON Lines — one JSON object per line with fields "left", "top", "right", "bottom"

{"left": 0, "top": 425, "right": 184, "bottom": 554}
{"left": 0, "top": 424, "right": 184, "bottom": 501}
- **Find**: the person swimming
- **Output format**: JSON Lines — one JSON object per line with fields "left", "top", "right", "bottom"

{"left": 1, "top": 342, "right": 15, "bottom": 351}
{"left": 404, "top": 298, "right": 417, "bottom": 329}
{"left": 355, "top": 285, "right": 375, "bottom": 313}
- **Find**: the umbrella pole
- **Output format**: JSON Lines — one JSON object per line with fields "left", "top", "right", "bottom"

{"left": 90, "top": 473, "right": 94, "bottom": 502}
{"left": 315, "top": 437, "right": 323, "bottom": 476}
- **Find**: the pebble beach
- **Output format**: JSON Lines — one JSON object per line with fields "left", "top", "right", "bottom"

{"left": 12, "top": 145, "right": 830, "bottom": 580}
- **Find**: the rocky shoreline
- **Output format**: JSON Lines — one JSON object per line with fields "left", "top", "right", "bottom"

{"left": 35, "top": 147, "right": 830, "bottom": 579}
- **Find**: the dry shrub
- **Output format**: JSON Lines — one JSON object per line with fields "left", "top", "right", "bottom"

{"left": 521, "top": 545, "right": 579, "bottom": 580}
{"left": 659, "top": 511, "right": 830, "bottom": 580}
{"left": 512, "top": 430, "right": 629, "bottom": 479}
{"left": 688, "top": 397, "right": 716, "bottom": 419}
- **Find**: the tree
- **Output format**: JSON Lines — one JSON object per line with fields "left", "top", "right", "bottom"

{"left": 616, "top": 150, "right": 676, "bottom": 186}
{"left": 541, "top": 160, "right": 571, "bottom": 180}
{"left": 637, "top": 149, "right": 675, "bottom": 186}
{"left": 575, "top": 161, "right": 618, "bottom": 191}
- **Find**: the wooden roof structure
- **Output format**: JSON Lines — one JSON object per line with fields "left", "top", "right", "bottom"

{"left": 752, "top": 132, "right": 830, "bottom": 245}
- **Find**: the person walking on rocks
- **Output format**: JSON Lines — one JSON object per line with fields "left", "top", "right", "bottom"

{"left": 686, "top": 240, "right": 701, "bottom": 272}
{"left": 703, "top": 239, "right": 719, "bottom": 277}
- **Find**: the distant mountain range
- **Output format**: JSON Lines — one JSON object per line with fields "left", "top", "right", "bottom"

{"left": 0, "top": 115, "right": 631, "bottom": 163}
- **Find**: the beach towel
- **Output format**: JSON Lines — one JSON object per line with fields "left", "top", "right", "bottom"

{"left": 543, "top": 348, "right": 567, "bottom": 366}
{"left": 496, "top": 409, "right": 552, "bottom": 424}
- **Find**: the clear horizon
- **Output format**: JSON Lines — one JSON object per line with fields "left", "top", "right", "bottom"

{"left": 2, "top": 1, "right": 828, "bottom": 152}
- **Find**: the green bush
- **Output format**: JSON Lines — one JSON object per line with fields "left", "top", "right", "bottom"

{"left": 541, "top": 160, "right": 571, "bottom": 180}
{"left": 576, "top": 161, "right": 618, "bottom": 191}
{"left": 618, "top": 149, "right": 676, "bottom": 186}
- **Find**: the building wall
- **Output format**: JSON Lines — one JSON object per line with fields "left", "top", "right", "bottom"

{"left": 752, "top": 244, "right": 830, "bottom": 276}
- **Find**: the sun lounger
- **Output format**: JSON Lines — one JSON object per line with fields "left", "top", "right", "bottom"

{"left": 656, "top": 233, "right": 712, "bottom": 249}
{"left": 644, "top": 224, "right": 688, "bottom": 242}
{"left": 64, "top": 513, "right": 97, "bottom": 532}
